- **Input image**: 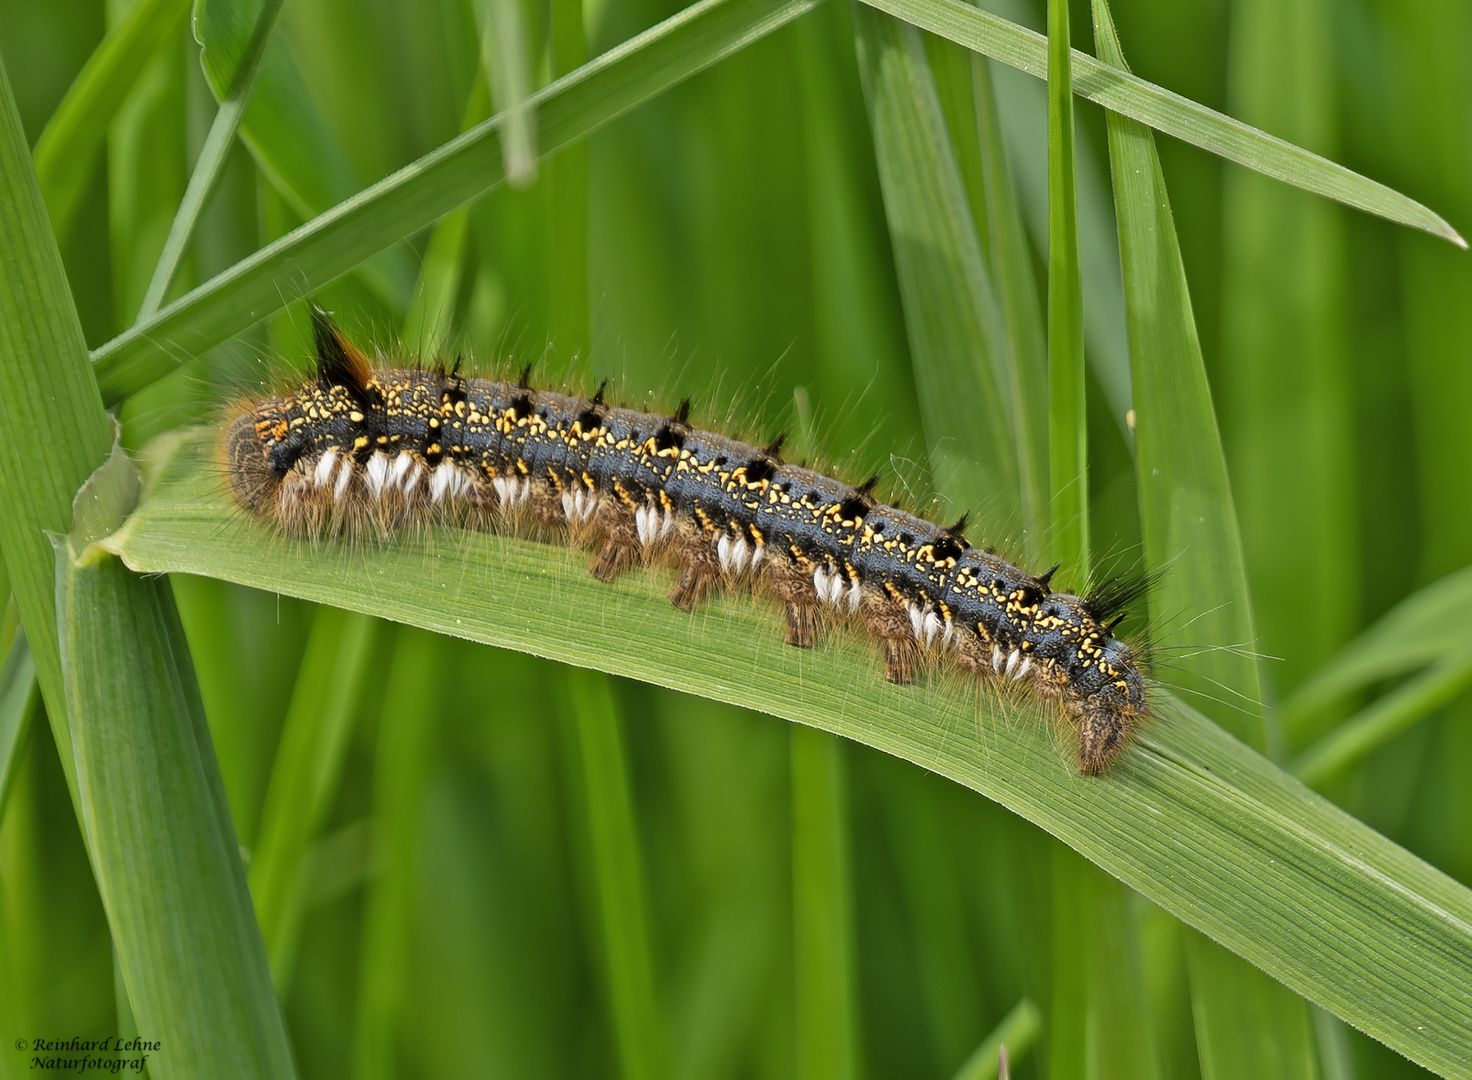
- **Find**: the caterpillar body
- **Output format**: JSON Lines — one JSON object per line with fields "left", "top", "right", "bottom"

{"left": 225, "top": 309, "right": 1148, "bottom": 774}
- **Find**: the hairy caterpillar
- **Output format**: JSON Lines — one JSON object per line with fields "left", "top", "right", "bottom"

{"left": 225, "top": 309, "right": 1148, "bottom": 774}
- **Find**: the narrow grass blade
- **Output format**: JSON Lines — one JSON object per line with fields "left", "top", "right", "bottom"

{"left": 1048, "top": 844, "right": 1087, "bottom": 1079}
{"left": 1045, "top": 0, "right": 1087, "bottom": 577}
{"left": 950, "top": 997, "right": 1040, "bottom": 1080}
{"left": 1292, "top": 641, "right": 1472, "bottom": 788}
{"left": 1091, "top": 0, "right": 1264, "bottom": 746}
{"left": 194, "top": 0, "right": 414, "bottom": 313}
{"left": 852, "top": 0, "right": 1463, "bottom": 247}
{"left": 853, "top": 5, "right": 1022, "bottom": 540}
{"left": 353, "top": 627, "right": 440, "bottom": 1080}
{"left": 0, "top": 633, "right": 38, "bottom": 822}
{"left": 136, "top": 0, "right": 284, "bottom": 320}
{"left": 970, "top": 56, "right": 1049, "bottom": 544}
{"left": 90, "top": 0, "right": 824, "bottom": 405}
{"left": 30, "top": 0, "right": 191, "bottom": 243}
{"left": 791, "top": 725, "right": 858, "bottom": 1080}
{"left": 567, "top": 668, "right": 669, "bottom": 1080}
{"left": 248, "top": 605, "right": 378, "bottom": 989}
{"left": 55, "top": 447, "right": 293, "bottom": 1080}
{"left": 1219, "top": 0, "right": 1355, "bottom": 704}
{"left": 0, "top": 56, "right": 117, "bottom": 808}
{"left": 1184, "top": 928, "right": 1320, "bottom": 1080}
{"left": 474, "top": 0, "right": 539, "bottom": 188}
{"left": 1280, "top": 564, "right": 1472, "bottom": 734}
{"left": 1091, "top": 3, "right": 1320, "bottom": 1072}
{"left": 108, "top": 428, "right": 1472, "bottom": 1078}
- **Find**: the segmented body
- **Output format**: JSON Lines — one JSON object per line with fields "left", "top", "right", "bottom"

{"left": 225, "top": 311, "right": 1147, "bottom": 774}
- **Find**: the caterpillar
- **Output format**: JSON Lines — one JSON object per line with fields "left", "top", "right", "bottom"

{"left": 224, "top": 308, "right": 1148, "bottom": 774}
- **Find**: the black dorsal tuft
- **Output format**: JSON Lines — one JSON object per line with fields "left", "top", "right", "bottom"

{"left": 764, "top": 432, "right": 786, "bottom": 461}
{"left": 312, "top": 306, "right": 376, "bottom": 408}
{"left": 593, "top": 380, "right": 608, "bottom": 407}
{"left": 674, "top": 398, "right": 692, "bottom": 426}
{"left": 1037, "top": 563, "right": 1059, "bottom": 590}
{"left": 518, "top": 363, "right": 533, "bottom": 389}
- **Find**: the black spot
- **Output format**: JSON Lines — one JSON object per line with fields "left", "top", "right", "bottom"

{"left": 425, "top": 443, "right": 444, "bottom": 466}
{"left": 837, "top": 495, "right": 869, "bottom": 522}
{"left": 269, "top": 429, "right": 311, "bottom": 477}
{"left": 715, "top": 455, "right": 727, "bottom": 466}
{"left": 576, "top": 407, "right": 603, "bottom": 431}
{"left": 654, "top": 423, "right": 685, "bottom": 453}
{"left": 442, "top": 374, "right": 468, "bottom": 407}
{"left": 508, "top": 393, "right": 533, "bottom": 422}
{"left": 900, "top": 532, "right": 913, "bottom": 545}
{"left": 1018, "top": 585, "right": 1043, "bottom": 609}
{"left": 744, "top": 456, "right": 778, "bottom": 485}
{"left": 931, "top": 534, "right": 964, "bottom": 562}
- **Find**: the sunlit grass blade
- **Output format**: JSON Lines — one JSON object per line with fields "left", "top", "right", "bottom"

{"left": 136, "top": 0, "right": 283, "bottom": 320}
{"left": 1045, "top": 0, "right": 1086, "bottom": 578}
{"left": 950, "top": 997, "right": 1040, "bottom": 1080}
{"left": 852, "top": 5, "right": 1023, "bottom": 539}
{"left": 56, "top": 447, "right": 293, "bottom": 1080}
{"left": 791, "top": 725, "right": 859, "bottom": 1080}
{"left": 0, "top": 56, "right": 118, "bottom": 807}
{"left": 852, "top": 0, "right": 1463, "bottom": 247}
{"left": 0, "top": 634, "right": 37, "bottom": 821}
{"left": 1091, "top": 0, "right": 1264, "bottom": 745}
{"left": 30, "top": 0, "right": 190, "bottom": 244}
{"left": 109, "top": 427, "right": 1472, "bottom": 1078}
{"left": 90, "top": 0, "right": 824, "bottom": 406}
{"left": 567, "top": 668, "right": 669, "bottom": 1080}
{"left": 474, "top": 0, "right": 538, "bottom": 188}
{"left": 353, "top": 626, "right": 440, "bottom": 1080}
{"left": 248, "top": 606, "right": 378, "bottom": 989}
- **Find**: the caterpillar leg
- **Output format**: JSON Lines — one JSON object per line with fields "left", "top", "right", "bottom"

{"left": 881, "top": 636, "right": 917, "bottom": 685}
{"left": 783, "top": 601, "right": 815, "bottom": 648}
{"left": 1077, "top": 706, "right": 1128, "bottom": 776}
{"left": 589, "top": 538, "right": 635, "bottom": 583}
{"left": 669, "top": 562, "right": 715, "bottom": 612}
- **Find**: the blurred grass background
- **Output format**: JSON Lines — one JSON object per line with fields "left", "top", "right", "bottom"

{"left": 0, "top": 0, "right": 1469, "bottom": 1076}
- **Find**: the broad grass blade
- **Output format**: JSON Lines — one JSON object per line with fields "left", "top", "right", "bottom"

{"left": 106, "top": 427, "right": 1472, "bottom": 1077}
{"left": 56, "top": 447, "right": 293, "bottom": 1080}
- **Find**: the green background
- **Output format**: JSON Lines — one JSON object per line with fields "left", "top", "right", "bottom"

{"left": 1, "top": 0, "right": 1470, "bottom": 1076}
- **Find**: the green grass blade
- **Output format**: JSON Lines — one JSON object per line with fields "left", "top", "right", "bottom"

{"left": 248, "top": 605, "right": 378, "bottom": 989}
{"left": 1184, "top": 929, "right": 1320, "bottom": 1080}
{"left": 1090, "top": 3, "right": 1318, "bottom": 1074}
{"left": 0, "top": 633, "right": 38, "bottom": 822}
{"left": 853, "top": 4, "right": 1024, "bottom": 541}
{"left": 1218, "top": 0, "right": 1355, "bottom": 703}
{"left": 951, "top": 997, "right": 1040, "bottom": 1080}
{"left": 1280, "top": 564, "right": 1472, "bottom": 732}
{"left": 0, "top": 54, "right": 117, "bottom": 809}
{"left": 1045, "top": 0, "right": 1087, "bottom": 578}
{"left": 567, "top": 668, "right": 669, "bottom": 1080}
{"left": 136, "top": 0, "right": 284, "bottom": 320}
{"left": 852, "top": 0, "right": 1463, "bottom": 247}
{"left": 474, "top": 0, "right": 539, "bottom": 188}
{"left": 1091, "top": 0, "right": 1264, "bottom": 746}
{"left": 1292, "top": 642, "right": 1472, "bottom": 788}
{"left": 90, "top": 0, "right": 824, "bottom": 406}
{"left": 108, "top": 427, "right": 1472, "bottom": 1078}
{"left": 30, "top": 0, "right": 191, "bottom": 244}
{"left": 353, "top": 626, "right": 440, "bottom": 1080}
{"left": 791, "top": 725, "right": 859, "bottom": 1080}
{"left": 55, "top": 447, "right": 293, "bottom": 1080}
